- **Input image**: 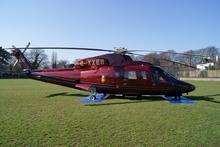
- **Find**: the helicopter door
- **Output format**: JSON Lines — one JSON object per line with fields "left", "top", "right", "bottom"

{"left": 139, "top": 71, "right": 152, "bottom": 89}
{"left": 123, "top": 71, "right": 140, "bottom": 94}
{"left": 151, "top": 70, "right": 169, "bottom": 94}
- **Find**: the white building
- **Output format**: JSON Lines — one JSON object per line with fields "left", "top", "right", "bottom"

{"left": 196, "top": 63, "right": 214, "bottom": 70}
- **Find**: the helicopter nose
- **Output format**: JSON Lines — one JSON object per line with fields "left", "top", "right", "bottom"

{"left": 187, "top": 83, "right": 195, "bottom": 92}
{"left": 181, "top": 83, "right": 195, "bottom": 93}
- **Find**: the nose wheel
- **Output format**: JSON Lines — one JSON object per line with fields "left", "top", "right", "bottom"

{"left": 173, "top": 87, "right": 182, "bottom": 100}
{"left": 174, "top": 95, "right": 181, "bottom": 100}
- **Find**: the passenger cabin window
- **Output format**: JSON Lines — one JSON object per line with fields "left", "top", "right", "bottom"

{"left": 124, "top": 71, "right": 137, "bottom": 79}
{"left": 115, "top": 71, "right": 124, "bottom": 78}
{"left": 115, "top": 72, "right": 120, "bottom": 78}
{"left": 141, "top": 71, "right": 149, "bottom": 79}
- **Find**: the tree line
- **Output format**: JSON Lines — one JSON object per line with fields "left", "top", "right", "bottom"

{"left": 0, "top": 47, "right": 70, "bottom": 78}
{"left": 138, "top": 46, "right": 220, "bottom": 77}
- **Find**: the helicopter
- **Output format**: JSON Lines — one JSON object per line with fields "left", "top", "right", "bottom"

{"left": 4, "top": 43, "right": 208, "bottom": 104}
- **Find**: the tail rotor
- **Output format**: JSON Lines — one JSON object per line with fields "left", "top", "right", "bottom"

{"left": 11, "top": 42, "right": 32, "bottom": 70}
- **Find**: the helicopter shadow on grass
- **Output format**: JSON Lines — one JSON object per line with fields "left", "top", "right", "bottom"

{"left": 187, "top": 94, "right": 220, "bottom": 104}
{"left": 89, "top": 94, "right": 220, "bottom": 106}
{"left": 46, "top": 92, "right": 164, "bottom": 105}
{"left": 90, "top": 95, "right": 165, "bottom": 106}
{"left": 46, "top": 92, "right": 220, "bottom": 105}
{"left": 46, "top": 92, "right": 89, "bottom": 98}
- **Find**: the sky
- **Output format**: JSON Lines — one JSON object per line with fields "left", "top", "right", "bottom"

{"left": 0, "top": 0, "right": 220, "bottom": 62}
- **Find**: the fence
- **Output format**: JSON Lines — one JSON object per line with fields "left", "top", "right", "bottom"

{"left": 0, "top": 71, "right": 27, "bottom": 79}
{"left": 179, "top": 70, "right": 220, "bottom": 78}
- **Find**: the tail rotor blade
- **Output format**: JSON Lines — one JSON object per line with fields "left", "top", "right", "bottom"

{"left": 22, "top": 42, "right": 31, "bottom": 54}
{"left": 12, "top": 60, "right": 19, "bottom": 70}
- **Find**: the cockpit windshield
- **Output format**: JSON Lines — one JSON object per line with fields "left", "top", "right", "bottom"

{"left": 152, "top": 67, "right": 177, "bottom": 82}
{"left": 163, "top": 70, "right": 176, "bottom": 79}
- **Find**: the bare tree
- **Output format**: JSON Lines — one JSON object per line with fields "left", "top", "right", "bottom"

{"left": 26, "top": 49, "right": 48, "bottom": 70}
{"left": 143, "top": 53, "right": 160, "bottom": 66}
{"left": 57, "top": 60, "right": 69, "bottom": 68}
{"left": 51, "top": 51, "right": 57, "bottom": 69}
{"left": 0, "top": 47, "right": 11, "bottom": 70}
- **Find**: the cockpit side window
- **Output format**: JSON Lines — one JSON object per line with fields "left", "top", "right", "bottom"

{"left": 152, "top": 70, "right": 159, "bottom": 82}
{"left": 152, "top": 68, "right": 167, "bottom": 83}
{"left": 159, "top": 74, "right": 166, "bottom": 82}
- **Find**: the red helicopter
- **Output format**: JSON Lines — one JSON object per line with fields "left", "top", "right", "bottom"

{"left": 6, "top": 43, "right": 199, "bottom": 104}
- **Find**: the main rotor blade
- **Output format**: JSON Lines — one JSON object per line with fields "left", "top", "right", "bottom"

{"left": 161, "top": 58, "right": 197, "bottom": 69}
{"left": 128, "top": 50, "right": 210, "bottom": 58}
{"left": 5, "top": 47, "right": 115, "bottom": 52}
{"left": 128, "top": 52, "right": 197, "bottom": 69}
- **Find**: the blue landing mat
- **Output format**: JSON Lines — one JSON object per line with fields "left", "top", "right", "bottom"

{"left": 81, "top": 93, "right": 110, "bottom": 105}
{"left": 162, "top": 96, "right": 196, "bottom": 105}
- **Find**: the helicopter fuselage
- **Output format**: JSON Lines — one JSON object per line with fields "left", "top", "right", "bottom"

{"left": 29, "top": 53, "right": 195, "bottom": 97}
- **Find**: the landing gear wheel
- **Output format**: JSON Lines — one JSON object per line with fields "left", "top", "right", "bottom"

{"left": 175, "top": 88, "right": 182, "bottom": 100}
{"left": 102, "top": 93, "right": 107, "bottom": 100}
{"left": 91, "top": 95, "right": 96, "bottom": 101}
{"left": 90, "top": 86, "right": 97, "bottom": 100}
{"left": 137, "top": 94, "right": 142, "bottom": 99}
{"left": 174, "top": 94, "right": 182, "bottom": 100}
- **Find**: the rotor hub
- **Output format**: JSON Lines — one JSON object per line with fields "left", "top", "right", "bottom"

{"left": 115, "top": 47, "right": 128, "bottom": 54}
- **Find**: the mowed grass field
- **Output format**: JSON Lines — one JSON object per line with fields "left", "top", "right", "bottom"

{"left": 0, "top": 79, "right": 219, "bottom": 146}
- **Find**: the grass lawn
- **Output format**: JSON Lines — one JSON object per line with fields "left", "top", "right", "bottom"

{"left": 0, "top": 79, "right": 219, "bottom": 146}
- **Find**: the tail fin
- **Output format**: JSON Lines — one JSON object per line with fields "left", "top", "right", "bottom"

{"left": 12, "top": 46, "right": 32, "bottom": 70}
